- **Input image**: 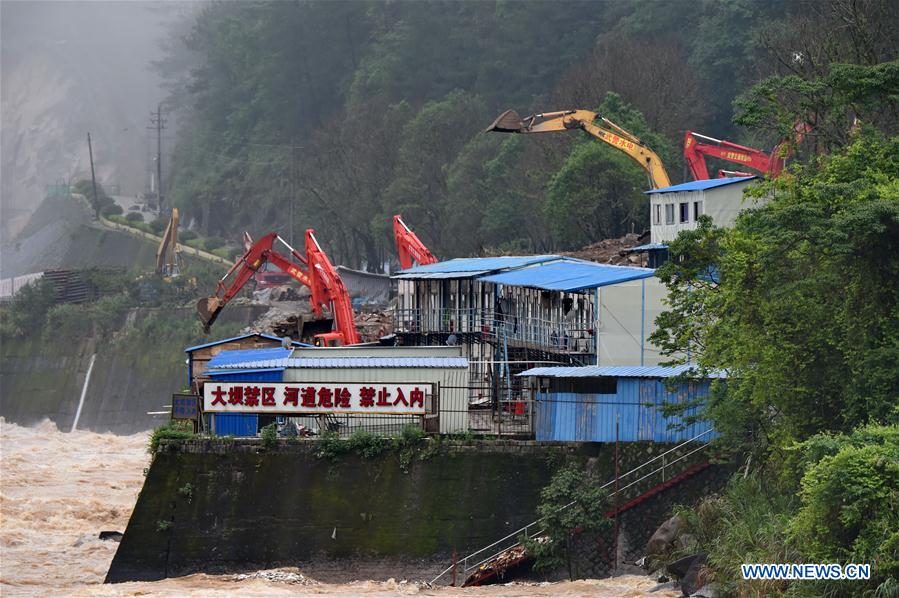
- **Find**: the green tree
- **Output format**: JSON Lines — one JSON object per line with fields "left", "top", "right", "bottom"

{"left": 651, "top": 131, "right": 899, "bottom": 463}
{"left": 524, "top": 466, "right": 612, "bottom": 580}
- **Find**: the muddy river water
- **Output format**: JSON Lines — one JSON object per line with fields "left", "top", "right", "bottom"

{"left": 0, "top": 418, "right": 677, "bottom": 597}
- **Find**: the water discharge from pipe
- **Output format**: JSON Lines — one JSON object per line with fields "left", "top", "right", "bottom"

{"left": 70, "top": 352, "right": 96, "bottom": 432}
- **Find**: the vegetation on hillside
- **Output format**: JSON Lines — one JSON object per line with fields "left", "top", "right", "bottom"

{"left": 156, "top": 0, "right": 896, "bottom": 267}
{"left": 649, "top": 60, "right": 898, "bottom": 593}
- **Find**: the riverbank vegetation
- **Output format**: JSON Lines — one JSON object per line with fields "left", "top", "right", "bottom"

{"left": 650, "top": 62, "right": 898, "bottom": 593}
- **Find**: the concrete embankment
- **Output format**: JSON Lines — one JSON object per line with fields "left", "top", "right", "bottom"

{"left": 106, "top": 438, "right": 731, "bottom": 583}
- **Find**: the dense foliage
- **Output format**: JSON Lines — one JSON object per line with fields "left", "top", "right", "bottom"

{"left": 154, "top": 0, "right": 899, "bottom": 267}
{"left": 524, "top": 466, "right": 611, "bottom": 579}
{"left": 650, "top": 57, "right": 898, "bottom": 592}
{"left": 652, "top": 130, "right": 899, "bottom": 462}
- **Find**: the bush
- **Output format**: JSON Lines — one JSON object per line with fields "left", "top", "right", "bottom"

{"left": 148, "top": 420, "right": 194, "bottom": 455}
{"left": 524, "top": 465, "right": 612, "bottom": 579}
{"left": 0, "top": 279, "right": 56, "bottom": 338}
{"left": 149, "top": 218, "right": 167, "bottom": 234}
{"left": 125, "top": 211, "right": 144, "bottom": 223}
{"left": 212, "top": 247, "right": 230, "bottom": 259}
{"left": 101, "top": 203, "right": 123, "bottom": 217}
{"left": 178, "top": 229, "right": 197, "bottom": 242}
{"left": 260, "top": 422, "right": 278, "bottom": 450}
{"left": 204, "top": 236, "right": 225, "bottom": 250}
{"left": 790, "top": 427, "right": 899, "bottom": 591}
{"left": 185, "top": 238, "right": 205, "bottom": 250}
{"left": 107, "top": 214, "right": 127, "bottom": 226}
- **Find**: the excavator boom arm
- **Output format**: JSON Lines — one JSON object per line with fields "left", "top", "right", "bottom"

{"left": 305, "top": 230, "right": 361, "bottom": 345}
{"left": 684, "top": 131, "right": 772, "bottom": 180}
{"left": 393, "top": 214, "right": 437, "bottom": 270}
{"left": 487, "top": 109, "right": 671, "bottom": 189}
{"left": 196, "top": 231, "right": 360, "bottom": 345}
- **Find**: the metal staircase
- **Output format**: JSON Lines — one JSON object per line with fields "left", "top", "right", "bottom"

{"left": 429, "top": 428, "right": 715, "bottom": 586}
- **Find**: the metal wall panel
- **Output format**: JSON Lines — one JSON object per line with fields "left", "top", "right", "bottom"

{"left": 535, "top": 378, "right": 716, "bottom": 442}
{"left": 212, "top": 413, "right": 259, "bottom": 436}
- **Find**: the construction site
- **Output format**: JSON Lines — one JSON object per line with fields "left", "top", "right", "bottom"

{"left": 3, "top": 2, "right": 895, "bottom": 596}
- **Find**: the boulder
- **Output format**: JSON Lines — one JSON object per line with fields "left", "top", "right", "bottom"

{"left": 680, "top": 553, "right": 708, "bottom": 596}
{"left": 646, "top": 515, "right": 686, "bottom": 556}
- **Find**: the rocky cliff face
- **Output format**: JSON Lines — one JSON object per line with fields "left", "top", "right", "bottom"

{"left": 0, "top": 2, "right": 173, "bottom": 240}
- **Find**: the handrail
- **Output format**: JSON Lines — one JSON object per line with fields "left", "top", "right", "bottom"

{"left": 428, "top": 427, "right": 715, "bottom": 586}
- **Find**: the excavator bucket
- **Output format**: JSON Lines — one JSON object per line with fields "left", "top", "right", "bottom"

{"left": 485, "top": 109, "right": 524, "bottom": 133}
{"left": 196, "top": 296, "right": 221, "bottom": 332}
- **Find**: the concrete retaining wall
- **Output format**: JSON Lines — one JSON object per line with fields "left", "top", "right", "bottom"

{"left": 106, "top": 438, "right": 730, "bottom": 583}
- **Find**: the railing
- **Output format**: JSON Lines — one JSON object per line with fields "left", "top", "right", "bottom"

{"left": 393, "top": 308, "right": 595, "bottom": 354}
{"left": 428, "top": 428, "right": 715, "bottom": 586}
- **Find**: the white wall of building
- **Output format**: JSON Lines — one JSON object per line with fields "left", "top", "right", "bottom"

{"left": 596, "top": 277, "right": 671, "bottom": 366}
{"left": 650, "top": 180, "right": 764, "bottom": 243}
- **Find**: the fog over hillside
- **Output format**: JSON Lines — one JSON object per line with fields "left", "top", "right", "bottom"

{"left": 0, "top": 1, "right": 188, "bottom": 242}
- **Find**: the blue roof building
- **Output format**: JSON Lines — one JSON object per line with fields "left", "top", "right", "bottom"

{"left": 647, "top": 175, "right": 760, "bottom": 244}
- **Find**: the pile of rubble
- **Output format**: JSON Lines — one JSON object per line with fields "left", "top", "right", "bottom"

{"left": 563, "top": 231, "right": 650, "bottom": 266}
{"left": 231, "top": 568, "right": 318, "bottom": 585}
{"left": 355, "top": 310, "right": 394, "bottom": 342}
{"left": 243, "top": 303, "right": 393, "bottom": 343}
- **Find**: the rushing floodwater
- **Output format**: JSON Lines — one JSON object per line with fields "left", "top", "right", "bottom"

{"left": 0, "top": 418, "right": 676, "bottom": 597}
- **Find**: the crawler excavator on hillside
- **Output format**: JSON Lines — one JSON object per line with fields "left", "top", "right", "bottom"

{"left": 196, "top": 229, "right": 361, "bottom": 346}
{"left": 487, "top": 108, "right": 672, "bottom": 189}
{"left": 392, "top": 214, "right": 438, "bottom": 270}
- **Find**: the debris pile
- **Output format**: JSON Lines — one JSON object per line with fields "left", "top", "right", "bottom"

{"left": 355, "top": 311, "right": 394, "bottom": 342}
{"left": 243, "top": 302, "right": 393, "bottom": 343}
{"left": 232, "top": 568, "right": 318, "bottom": 585}
{"left": 563, "top": 232, "right": 650, "bottom": 266}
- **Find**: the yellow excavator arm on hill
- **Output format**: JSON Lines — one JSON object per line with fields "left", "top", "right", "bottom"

{"left": 155, "top": 208, "right": 182, "bottom": 277}
{"left": 487, "top": 109, "right": 672, "bottom": 189}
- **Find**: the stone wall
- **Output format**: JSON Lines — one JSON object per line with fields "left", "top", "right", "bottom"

{"left": 106, "top": 438, "right": 730, "bottom": 583}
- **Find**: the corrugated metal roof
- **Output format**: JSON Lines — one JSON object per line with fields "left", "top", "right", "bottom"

{"left": 479, "top": 260, "right": 655, "bottom": 292}
{"left": 207, "top": 367, "right": 286, "bottom": 377}
{"left": 207, "top": 347, "right": 294, "bottom": 368}
{"left": 518, "top": 364, "right": 727, "bottom": 379}
{"left": 212, "top": 356, "right": 470, "bottom": 370}
{"left": 645, "top": 175, "right": 757, "bottom": 195}
{"left": 185, "top": 333, "right": 311, "bottom": 353}
{"left": 394, "top": 255, "right": 562, "bottom": 279}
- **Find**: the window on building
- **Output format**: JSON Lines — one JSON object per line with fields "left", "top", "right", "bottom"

{"left": 554, "top": 377, "right": 618, "bottom": 394}
{"left": 694, "top": 201, "right": 703, "bottom": 219}
{"left": 680, "top": 202, "right": 690, "bottom": 223}
{"left": 665, "top": 203, "right": 675, "bottom": 224}
{"left": 653, "top": 204, "right": 661, "bottom": 225}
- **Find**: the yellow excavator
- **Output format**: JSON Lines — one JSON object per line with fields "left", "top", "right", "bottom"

{"left": 155, "top": 208, "right": 182, "bottom": 278}
{"left": 487, "top": 109, "right": 672, "bottom": 189}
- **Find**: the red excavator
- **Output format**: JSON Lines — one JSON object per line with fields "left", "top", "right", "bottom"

{"left": 683, "top": 121, "right": 811, "bottom": 180}
{"left": 392, "top": 214, "right": 438, "bottom": 270}
{"left": 196, "top": 229, "right": 361, "bottom": 346}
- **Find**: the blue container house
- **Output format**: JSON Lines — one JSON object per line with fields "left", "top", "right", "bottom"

{"left": 518, "top": 365, "right": 723, "bottom": 443}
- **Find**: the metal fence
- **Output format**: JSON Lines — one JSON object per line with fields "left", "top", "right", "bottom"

{"left": 393, "top": 308, "right": 595, "bottom": 354}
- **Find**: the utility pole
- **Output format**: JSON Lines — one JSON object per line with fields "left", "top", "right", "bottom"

{"left": 148, "top": 103, "right": 167, "bottom": 216}
{"left": 87, "top": 132, "right": 99, "bottom": 219}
